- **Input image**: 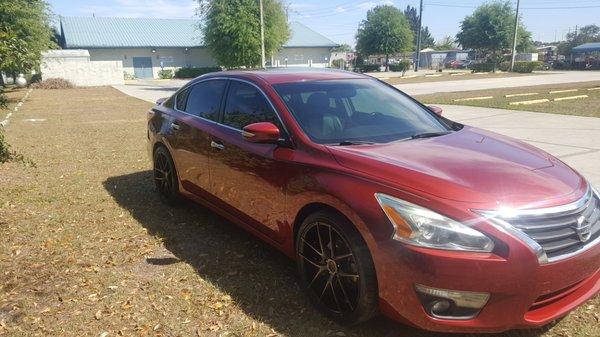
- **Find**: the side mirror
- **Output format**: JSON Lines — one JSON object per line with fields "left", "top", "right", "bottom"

{"left": 156, "top": 97, "right": 168, "bottom": 105}
{"left": 242, "top": 122, "right": 281, "bottom": 143}
{"left": 427, "top": 105, "right": 443, "bottom": 116}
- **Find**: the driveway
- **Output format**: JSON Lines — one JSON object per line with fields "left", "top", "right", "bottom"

{"left": 114, "top": 79, "right": 190, "bottom": 103}
{"left": 396, "top": 71, "right": 600, "bottom": 95}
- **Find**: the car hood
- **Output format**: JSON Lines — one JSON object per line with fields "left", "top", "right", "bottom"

{"left": 327, "top": 126, "right": 586, "bottom": 207}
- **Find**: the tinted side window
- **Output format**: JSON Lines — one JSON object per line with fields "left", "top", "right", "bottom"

{"left": 185, "top": 80, "right": 227, "bottom": 120}
{"left": 222, "top": 82, "right": 279, "bottom": 129}
{"left": 175, "top": 87, "right": 189, "bottom": 111}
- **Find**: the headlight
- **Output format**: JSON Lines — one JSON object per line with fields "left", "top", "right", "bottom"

{"left": 375, "top": 193, "right": 494, "bottom": 252}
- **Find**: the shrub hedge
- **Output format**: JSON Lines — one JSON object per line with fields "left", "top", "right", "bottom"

{"left": 354, "top": 64, "right": 380, "bottom": 73}
{"left": 158, "top": 69, "right": 174, "bottom": 79}
{"left": 389, "top": 60, "right": 411, "bottom": 72}
{"left": 174, "top": 67, "right": 222, "bottom": 78}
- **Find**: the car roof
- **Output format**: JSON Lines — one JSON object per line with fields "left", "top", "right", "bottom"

{"left": 202, "top": 68, "right": 369, "bottom": 85}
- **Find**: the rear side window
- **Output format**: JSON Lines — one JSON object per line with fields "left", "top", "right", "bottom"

{"left": 222, "top": 81, "right": 279, "bottom": 129}
{"left": 185, "top": 80, "right": 227, "bottom": 121}
{"left": 175, "top": 87, "right": 189, "bottom": 111}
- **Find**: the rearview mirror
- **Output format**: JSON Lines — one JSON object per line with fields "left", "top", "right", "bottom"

{"left": 242, "top": 122, "right": 281, "bottom": 143}
{"left": 427, "top": 105, "right": 443, "bottom": 116}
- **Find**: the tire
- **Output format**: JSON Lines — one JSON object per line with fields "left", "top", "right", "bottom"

{"left": 153, "top": 146, "right": 180, "bottom": 205}
{"left": 296, "top": 210, "right": 379, "bottom": 325}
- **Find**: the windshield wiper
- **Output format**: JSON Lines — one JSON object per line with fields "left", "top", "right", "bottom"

{"left": 337, "top": 140, "right": 376, "bottom": 146}
{"left": 411, "top": 131, "right": 452, "bottom": 139}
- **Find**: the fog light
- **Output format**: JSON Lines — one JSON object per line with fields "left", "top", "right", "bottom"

{"left": 415, "top": 284, "right": 489, "bottom": 320}
{"left": 430, "top": 299, "right": 452, "bottom": 315}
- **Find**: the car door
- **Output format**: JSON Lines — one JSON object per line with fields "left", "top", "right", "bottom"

{"left": 166, "top": 79, "right": 227, "bottom": 196}
{"left": 208, "top": 80, "right": 290, "bottom": 242}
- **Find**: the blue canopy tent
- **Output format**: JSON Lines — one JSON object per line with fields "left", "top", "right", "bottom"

{"left": 571, "top": 42, "right": 600, "bottom": 70}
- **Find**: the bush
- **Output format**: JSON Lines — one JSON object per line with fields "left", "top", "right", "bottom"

{"left": 512, "top": 61, "right": 543, "bottom": 73}
{"left": 0, "top": 87, "right": 6, "bottom": 110}
{"left": 0, "top": 127, "right": 12, "bottom": 163}
{"left": 158, "top": 69, "right": 174, "bottom": 79}
{"left": 123, "top": 71, "right": 136, "bottom": 80}
{"left": 174, "top": 67, "right": 222, "bottom": 79}
{"left": 469, "top": 62, "right": 496, "bottom": 72}
{"left": 30, "top": 73, "right": 42, "bottom": 84}
{"left": 354, "top": 64, "right": 380, "bottom": 73}
{"left": 389, "top": 60, "right": 411, "bottom": 73}
{"left": 30, "top": 78, "right": 75, "bottom": 89}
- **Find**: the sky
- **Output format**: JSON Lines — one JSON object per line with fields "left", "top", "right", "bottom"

{"left": 47, "top": 0, "right": 600, "bottom": 47}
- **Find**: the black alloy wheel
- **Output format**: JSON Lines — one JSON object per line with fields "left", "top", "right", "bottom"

{"left": 296, "top": 211, "right": 378, "bottom": 325}
{"left": 153, "top": 146, "right": 180, "bottom": 205}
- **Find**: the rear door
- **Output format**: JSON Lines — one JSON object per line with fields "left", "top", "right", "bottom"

{"left": 165, "top": 79, "right": 227, "bottom": 195}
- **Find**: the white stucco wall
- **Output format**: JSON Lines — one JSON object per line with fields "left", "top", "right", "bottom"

{"left": 41, "top": 50, "right": 124, "bottom": 86}
{"left": 272, "top": 47, "right": 333, "bottom": 68}
{"left": 88, "top": 47, "right": 217, "bottom": 78}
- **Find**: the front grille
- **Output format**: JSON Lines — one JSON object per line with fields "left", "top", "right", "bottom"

{"left": 509, "top": 190, "right": 600, "bottom": 260}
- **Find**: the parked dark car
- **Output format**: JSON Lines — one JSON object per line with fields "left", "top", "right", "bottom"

{"left": 147, "top": 69, "right": 600, "bottom": 332}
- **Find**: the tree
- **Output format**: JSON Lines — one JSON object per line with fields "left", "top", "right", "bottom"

{"left": 435, "top": 36, "right": 456, "bottom": 50}
{"left": 199, "top": 0, "right": 290, "bottom": 68}
{"left": 332, "top": 43, "right": 352, "bottom": 53}
{"left": 403, "top": 5, "right": 434, "bottom": 49}
{"left": 0, "top": 0, "right": 55, "bottom": 80}
{"left": 356, "top": 5, "right": 413, "bottom": 71}
{"left": 557, "top": 24, "right": 600, "bottom": 56}
{"left": 456, "top": 1, "right": 533, "bottom": 62}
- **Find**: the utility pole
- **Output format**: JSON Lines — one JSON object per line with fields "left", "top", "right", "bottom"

{"left": 509, "top": 0, "right": 520, "bottom": 72}
{"left": 414, "top": 0, "right": 423, "bottom": 72}
{"left": 259, "top": 0, "right": 266, "bottom": 69}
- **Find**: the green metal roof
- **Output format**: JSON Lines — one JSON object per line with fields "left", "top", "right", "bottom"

{"left": 60, "top": 17, "right": 337, "bottom": 49}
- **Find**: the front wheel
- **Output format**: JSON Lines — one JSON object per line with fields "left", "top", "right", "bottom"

{"left": 153, "top": 146, "right": 180, "bottom": 205}
{"left": 296, "top": 211, "right": 379, "bottom": 325}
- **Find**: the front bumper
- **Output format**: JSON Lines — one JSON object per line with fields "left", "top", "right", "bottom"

{"left": 375, "top": 235, "right": 600, "bottom": 333}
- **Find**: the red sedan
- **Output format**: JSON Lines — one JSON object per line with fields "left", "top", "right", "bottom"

{"left": 147, "top": 69, "right": 599, "bottom": 332}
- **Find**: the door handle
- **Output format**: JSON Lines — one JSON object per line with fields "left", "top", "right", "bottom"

{"left": 210, "top": 140, "right": 225, "bottom": 150}
{"left": 171, "top": 121, "right": 180, "bottom": 130}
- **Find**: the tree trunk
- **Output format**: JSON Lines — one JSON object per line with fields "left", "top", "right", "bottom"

{"left": 385, "top": 54, "right": 389, "bottom": 72}
{"left": 0, "top": 72, "right": 5, "bottom": 87}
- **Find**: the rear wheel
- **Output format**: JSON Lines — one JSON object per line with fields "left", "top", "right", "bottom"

{"left": 153, "top": 146, "right": 180, "bottom": 205}
{"left": 296, "top": 211, "right": 378, "bottom": 325}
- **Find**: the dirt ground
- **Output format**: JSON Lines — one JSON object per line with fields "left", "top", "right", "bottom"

{"left": 0, "top": 87, "right": 598, "bottom": 337}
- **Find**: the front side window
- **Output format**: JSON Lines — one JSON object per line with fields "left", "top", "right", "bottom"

{"left": 222, "top": 81, "right": 280, "bottom": 129}
{"left": 274, "top": 79, "right": 452, "bottom": 144}
{"left": 185, "top": 80, "right": 227, "bottom": 121}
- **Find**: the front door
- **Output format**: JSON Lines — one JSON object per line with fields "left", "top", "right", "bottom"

{"left": 133, "top": 57, "right": 153, "bottom": 78}
{"left": 209, "top": 80, "right": 290, "bottom": 242}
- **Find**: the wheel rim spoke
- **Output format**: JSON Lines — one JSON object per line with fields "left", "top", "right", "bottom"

{"left": 320, "top": 275, "right": 332, "bottom": 299}
{"left": 334, "top": 253, "right": 353, "bottom": 261}
{"left": 336, "top": 276, "right": 354, "bottom": 311}
{"left": 299, "top": 253, "right": 322, "bottom": 269}
{"left": 328, "top": 225, "right": 335, "bottom": 258}
{"left": 330, "top": 278, "right": 342, "bottom": 311}
{"left": 309, "top": 267, "right": 326, "bottom": 287}
{"left": 302, "top": 238, "right": 324, "bottom": 258}
{"left": 316, "top": 223, "right": 325, "bottom": 256}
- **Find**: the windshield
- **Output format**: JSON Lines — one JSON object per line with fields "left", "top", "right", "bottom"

{"left": 273, "top": 79, "right": 451, "bottom": 144}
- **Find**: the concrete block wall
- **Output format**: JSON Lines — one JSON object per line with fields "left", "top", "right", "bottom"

{"left": 41, "top": 50, "right": 124, "bottom": 86}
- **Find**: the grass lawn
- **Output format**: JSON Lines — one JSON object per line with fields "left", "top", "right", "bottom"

{"left": 415, "top": 81, "right": 600, "bottom": 118}
{"left": 0, "top": 87, "right": 598, "bottom": 337}
{"left": 382, "top": 71, "right": 539, "bottom": 84}
{"left": 1, "top": 87, "right": 28, "bottom": 119}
